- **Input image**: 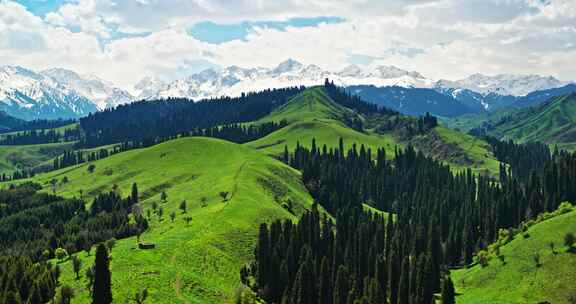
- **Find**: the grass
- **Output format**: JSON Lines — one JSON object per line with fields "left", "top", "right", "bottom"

{"left": 31, "top": 137, "right": 314, "bottom": 303}
{"left": 248, "top": 87, "right": 499, "bottom": 176}
{"left": 434, "top": 126, "right": 501, "bottom": 175}
{"left": 441, "top": 108, "right": 519, "bottom": 133}
{"left": 453, "top": 210, "right": 576, "bottom": 304}
{"left": 0, "top": 122, "right": 79, "bottom": 139}
{"left": 0, "top": 141, "right": 75, "bottom": 173}
{"left": 490, "top": 94, "right": 576, "bottom": 145}
{"left": 247, "top": 87, "right": 402, "bottom": 156}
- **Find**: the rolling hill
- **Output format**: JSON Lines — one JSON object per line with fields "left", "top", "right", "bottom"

{"left": 248, "top": 86, "right": 500, "bottom": 175}
{"left": 482, "top": 93, "right": 576, "bottom": 149}
{"left": 453, "top": 207, "right": 576, "bottom": 304}
{"left": 247, "top": 87, "right": 400, "bottom": 155}
{"left": 0, "top": 141, "right": 75, "bottom": 174}
{"left": 30, "top": 137, "right": 314, "bottom": 303}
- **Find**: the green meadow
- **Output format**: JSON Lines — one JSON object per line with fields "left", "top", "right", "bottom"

{"left": 453, "top": 210, "right": 576, "bottom": 304}
{"left": 36, "top": 137, "right": 313, "bottom": 303}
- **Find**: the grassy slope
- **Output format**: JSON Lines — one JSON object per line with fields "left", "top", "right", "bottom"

{"left": 434, "top": 126, "right": 500, "bottom": 174}
{"left": 248, "top": 87, "right": 499, "bottom": 175}
{"left": 441, "top": 108, "right": 519, "bottom": 133}
{"left": 453, "top": 210, "right": 576, "bottom": 304}
{"left": 33, "top": 137, "right": 313, "bottom": 303}
{"left": 247, "top": 87, "right": 401, "bottom": 156}
{"left": 489, "top": 94, "right": 576, "bottom": 144}
{"left": 0, "top": 122, "right": 79, "bottom": 138}
{"left": 0, "top": 141, "right": 74, "bottom": 173}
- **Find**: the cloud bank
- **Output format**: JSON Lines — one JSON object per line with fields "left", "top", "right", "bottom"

{"left": 2, "top": 0, "right": 575, "bottom": 91}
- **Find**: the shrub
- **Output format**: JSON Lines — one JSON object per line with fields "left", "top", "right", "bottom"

{"left": 55, "top": 247, "right": 68, "bottom": 261}
{"left": 533, "top": 252, "right": 541, "bottom": 267}
{"left": 106, "top": 238, "right": 117, "bottom": 251}
{"left": 219, "top": 191, "right": 229, "bottom": 201}
{"left": 565, "top": 233, "right": 575, "bottom": 250}
{"left": 477, "top": 250, "right": 489, "bottom": 267}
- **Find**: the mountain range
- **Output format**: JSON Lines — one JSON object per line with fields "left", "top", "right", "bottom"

{"left": 1, "top": 60, "right": 574, "bottom": 120}
{"left": 0, "top": 66, "right": 132, "bottom": 120}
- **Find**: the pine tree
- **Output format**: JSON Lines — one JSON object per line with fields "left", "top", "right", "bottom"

{"left": 441, "top": 275, "right": 455, "bottom": 304}
{"left": 257, "top": 224, "right": 270, "bottom": 293}
{"left": 333, "top": 266, "right": 349, "bottom": 304}
{"left": 92, "top": 244, "right": 112, "bottom": 304}
{"left": 131, "top": 183, "right": 138, "bottom": 204}
{"left": 397, "top": 257, "right": 410, "bottom": 304}
{"left": 318, "top": 257, "right": 332, "bottom": 304}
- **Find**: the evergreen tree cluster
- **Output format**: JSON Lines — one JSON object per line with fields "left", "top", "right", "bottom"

{"left": 79, "top": 87, "right": 304, "bottom": 147}
{"left": 0, "top": 184, "right": 148, "bottom": 260}
{"left": 0, "top": 169, "right": 36, "bottom": 182}
{"left": 324, "top": 79, "right": 397, "bottom": 116}
{"left": 0, "top": 118, "right": 76, "bottom": 135}
{"left": 0, "top": 255, "right": 60, "bottom": 304}
{"left": 416, "top": 113, "right": 438, "bottom": 134}
{"left": 188, "top": 120, "right": 288, "bottom": 144}
{"left": 488, "top": 137, "right": 552, "bottom": 182}
{"left": 249, "top": 140, "right": 576, "bottom": 303}
{"left": 287, "top": 139, "right": 576, "bottom": 265}
{"left": 0, "top": 128, "right": 80, "bottom": 145}
{"left": 245, "top": 206, "right": 442, "bottom": 304}
{"left": 52, "top": 147, "right": 114, "bottom": 170}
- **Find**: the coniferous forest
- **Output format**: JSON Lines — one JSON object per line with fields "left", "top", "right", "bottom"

{"left": 242, "top": 139, "right": 576, "bottom": 303}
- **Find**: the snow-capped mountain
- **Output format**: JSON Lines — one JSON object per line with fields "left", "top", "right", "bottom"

{"left": 42, "top": 68, "right": 133, "bottom": 110}
{"left": 0, "top": 66, "right": 98, "bottom": 120}
{"left": 137, "top": 59, "right": 571, "bottom": 114}
{"left": 435, "top": 74, "right": 567, "bottom": 97}
{"left": 136, "top": 59, "right": 435, "bottom": 101}
{"left": 0, "top": 65, "right": 134, "bottom": 120}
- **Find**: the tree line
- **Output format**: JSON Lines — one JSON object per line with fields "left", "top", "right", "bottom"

{"left": 244, "top": 204, "right": 453, "bottom": 304}
{"left": 0, "top": 128, "right": 80, "bottom": 145}
{"left": 0, "top": 183, "right": 148, "bottom": 260}
{"left": 0, "top": 117, "right": 76, "bottom": 135}
{"left": 79, "top": 87, "right": 304, "bottom": 148}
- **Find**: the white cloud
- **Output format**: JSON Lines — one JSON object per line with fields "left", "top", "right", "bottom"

{"left": 0, "top": 0, "right": 575, "bottom": 91}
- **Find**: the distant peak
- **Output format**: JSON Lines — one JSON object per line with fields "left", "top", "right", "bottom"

{"left": 273, "top": 59, "right": 304, "bottom": 74}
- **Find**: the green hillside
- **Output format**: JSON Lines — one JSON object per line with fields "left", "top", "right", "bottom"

{"left": 488, "top": 93, "right": 576, "bottom": 144}
{"left": 441, "top": 107, "right": 520, "bottom": 133}
{"left": 0, "top": 141, "right": 74, "bottom": 173}
{"left": 30, "top": 137, "right": 314, "bottom": 303}
{"left": 248, "top": 87, "right": 400, "bottom": 155}
{"left": 248, "top": 87, "right": 500, "bottom": 175}
{"left": 453, "top": 208, "right": 576, "bottom": 304}
{"left": 433, "top": 126, "right": 500, "bottom": 174}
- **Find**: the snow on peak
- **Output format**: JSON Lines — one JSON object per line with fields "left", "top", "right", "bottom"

{"left": 437, "top": 73, "right": 567, "bottom": 96}
{"left": 272, "top": 59, "right": 304, "bottom": 75}
{"left": 136, "top": 60, "right": 433, "bottom": 101}
{"left": 41, "top": 68, "right": 133, "bottom": 110}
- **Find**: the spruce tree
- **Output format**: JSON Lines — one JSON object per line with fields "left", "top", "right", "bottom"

{"left": 397, "top": 257, "right": 410, "bottom": 304}
{"left": 92, "top": 244, "right": 112, "bottom": 304}
{"left": 333, "top": 266, "right": 349, "bottom": 304}
{"left": 131, "top": 183, "right": 138, "bottom": 204}
{"left": 441, "top": 275, "right": 455, "bottom": 304}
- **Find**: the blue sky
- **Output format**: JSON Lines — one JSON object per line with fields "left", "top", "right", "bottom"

{"left": 2, "top": 0, "right": 576, "bottom": 90}
{"left": 15, "top": 0, "right": 68, "bottom": 16}
{"left": 187, "top": 17, "right": 344, "bottom": 44}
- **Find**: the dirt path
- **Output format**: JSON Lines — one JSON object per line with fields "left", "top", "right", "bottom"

{"left": 229, "top": 161, "right": 248, "bottom": 201}
{"left": 171, "top": 255, "right": 190, "bottom": 304}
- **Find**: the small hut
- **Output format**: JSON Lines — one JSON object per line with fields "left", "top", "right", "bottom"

{"left": 138, "top": 242, "right": 155, "bottom": 249}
